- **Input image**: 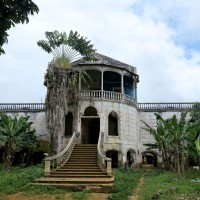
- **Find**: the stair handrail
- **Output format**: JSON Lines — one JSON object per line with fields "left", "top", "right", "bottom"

{"left": 97, "top": 132, "right": 112, "bottom": 176}
{"left": 44, "top": 132, "right": 77, "bottom": 175}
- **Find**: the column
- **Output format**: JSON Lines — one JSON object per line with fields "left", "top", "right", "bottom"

{"left": 78, "top": 71, "right": 81, "bottom": 92}
{"left": 121, "top": 72, "right": 124, "bottom": 95}
{"left": 101, "top": 71, "right": 104, "bottom": 98}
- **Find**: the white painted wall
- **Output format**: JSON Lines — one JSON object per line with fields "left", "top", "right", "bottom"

{"left": 5, "top": 112, "right": 49, "bottom": 141}
{"left": 5, "top": 108, "right": 187, "bottom": 167}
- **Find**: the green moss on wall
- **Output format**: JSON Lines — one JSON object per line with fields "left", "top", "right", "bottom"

{"left": 34, "top": 140, "right": 50, "bottom": 152}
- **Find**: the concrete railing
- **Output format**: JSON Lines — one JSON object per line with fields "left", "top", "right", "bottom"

{"left": 44, "top": 132, "right": 77, "bottom": 176}
{"left": 97, "top": 132, "right": 112, "bottom": 176}
{"left": 0, "top": 103, "right": 44, "bottom": 111}
{"left": 0, "top": 102, "right": 198, "bottom": 112}
{"left": 138, "top": 102, "right": 195, "bottom": 111}
{"left": 80, "top": 90, "right": 134, "bottom": 103}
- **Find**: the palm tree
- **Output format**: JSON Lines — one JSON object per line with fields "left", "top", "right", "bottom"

{"left": 0, "top": 112, "right": 36, "bottom": 171}
{"left": 37, "top": 30, "right": 96, "bottom": 155}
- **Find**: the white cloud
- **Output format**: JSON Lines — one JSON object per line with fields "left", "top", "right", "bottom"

{"left": 0, "top": 0, "right": 200, "bottom": 103}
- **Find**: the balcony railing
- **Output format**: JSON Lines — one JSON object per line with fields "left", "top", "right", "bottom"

{"left": 0, "top": 93, "right": 197, "bottom": 112}
{"left": 80, "top": 90, "right": 124, "bottom": 101}
{"left": 0, "top": 103, "right": 45, "bottom": 111}
{"left": 138, "top": 102, "right": 195, "bottom": 111}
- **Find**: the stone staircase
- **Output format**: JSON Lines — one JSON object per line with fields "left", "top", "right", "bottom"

{"left": 32, "top": 144, "right": 114, "bottom": 192}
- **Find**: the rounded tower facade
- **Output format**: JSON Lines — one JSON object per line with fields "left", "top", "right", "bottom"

{"left": 65, "top": 53, "right": 140, "bottom": 167}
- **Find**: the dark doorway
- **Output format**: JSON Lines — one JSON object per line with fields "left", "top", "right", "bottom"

{"left": 106, "top": 150, "right": 119, "bottom": 168}
{"left": 89, "top": 124, "right": 100, "bottom": 144}
{"left": 81, "top": 118, "right": 100, "bottom": 144}
{"left": 108, "top": 111, "right": 118, "bottom": 136}
{"left": 142, "top": 152, "right": 157, "bottom": 167}
{"left": 65, "top": 112, "right": 73, "bottom": 136}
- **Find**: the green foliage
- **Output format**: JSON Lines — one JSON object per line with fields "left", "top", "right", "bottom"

{"left": 140, "top": 169, "right": 200, "bottom": 200}
{"left": 0, "top": 112, "right": 37, "bottom": 171}
{"left": 44, "top": 64, "right": 56, "bottom": 87}
{"left": 0, "top": 164, "right": 43, "bottom": 194}
{"left": 0, "top": 0, "right": 39, "bottom": 54}
{"left": 72, "top": 189, "right": 91, "bottom": 200}
{"left": 195, "top": 138, "right": 200, "bottom": 156}
{"left": 107, "top": 169, "right": 143, "bottom": 200}
{"left": 142, "top": 111, "right": 200, "bottom": 176}
{"left": 37, "top": 30, "right": 96, "bottom": 65}
{"left": 24, "top": 185, "right": 67, "bottom": 196}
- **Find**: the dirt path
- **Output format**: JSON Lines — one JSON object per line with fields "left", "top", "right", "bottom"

{"left": 1, "top": 192, "right": 109, "bottom": 200}
{"left": 129, "top": 176, "right": 144, "bottom": 200}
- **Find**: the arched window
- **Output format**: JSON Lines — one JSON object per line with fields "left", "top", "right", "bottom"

{"left": 108, "top": 111, "right": 118, "bottom": 136}
{"left": 84, "top": 106, "right": 98, "bottom": 116}
{"left": 65, "top": 112, "right": 73, "bottom": 136}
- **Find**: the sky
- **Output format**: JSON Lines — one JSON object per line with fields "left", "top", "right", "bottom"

{"left": 0, "top": 0, "right": 200, "bottom": 103}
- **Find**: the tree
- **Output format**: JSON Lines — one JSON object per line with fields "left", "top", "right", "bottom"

{"left": 190, "top": 102, "right": 200, "bottom": 169}
{"left": 142, "top": 112, "right": 200, "bottom": 177}
{"left": 0, "top": 112, "right": 36, "bottom": 171}
{"left": 142, "top": 113, "right": 171, "bottom": 170}
{"left": 37, "top": 30, "right": 96, "bottom": 155}
{"left": 0, "top": 0, "right": 39, "bottom": 55}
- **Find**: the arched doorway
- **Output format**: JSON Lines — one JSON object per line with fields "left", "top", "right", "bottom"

{"left": 127, "top": 149, "right": 136, "bottom": 167}
{"left": 142, "top": 151, "right": 157, "bottom": 167}
{"left": 81, "top": 106, "right": 100, "bottom": 144}
{"left": 106, "top": 150, "right": 119, "bottom": 168}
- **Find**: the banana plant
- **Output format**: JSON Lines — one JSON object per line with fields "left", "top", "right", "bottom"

{"left": 195, "top": 137, "right": 200, "bottom": 156}
{"left": 0, "top": 112, "right": 36, "bottom": 171}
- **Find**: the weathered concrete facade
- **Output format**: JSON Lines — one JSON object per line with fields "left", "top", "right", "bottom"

{"left": 0, "top": 53, "right": 194, "bottom": 168}
{"left": 3, "top": 107, "right": 188, "bottom": 167}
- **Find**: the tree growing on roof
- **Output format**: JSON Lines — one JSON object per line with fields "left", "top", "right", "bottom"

{"left": 37, "top": 30, "right": 96, "bottom": 155}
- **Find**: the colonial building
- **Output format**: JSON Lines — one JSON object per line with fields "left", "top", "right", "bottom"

{"left": 0, "top": 53, "right": 193, "bottom": 168}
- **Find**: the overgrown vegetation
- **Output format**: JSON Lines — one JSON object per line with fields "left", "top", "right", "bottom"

{"left": 37, "top": 30, "right": 96, "bottom": 155}
{"left": 140, "top": 169, "right": 200, "bottom": 200}
{"left": 107, "top": 169, "right": 143, "bottom": 200}
{"left": 0, "top": 164, "right": 43, "bottom": 194}
{"left": 0, "top": 112, "right": 37, "bottom": 171}
{"left": 0, "top": 166, "right": 199, "bottom": 200}
{"left": 142, "top": 103, "right": 200, "bottom": 177}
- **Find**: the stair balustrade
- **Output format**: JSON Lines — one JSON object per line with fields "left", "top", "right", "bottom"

{"left": 97, "top": 132, "right": 112, "bottom": 176}
{"left": 44, "top": 132, "right": 77, "bottom": 175}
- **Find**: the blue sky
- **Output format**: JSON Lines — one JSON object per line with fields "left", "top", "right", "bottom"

{"left": 0, "top": 0, "right": 200, "bottom": 103}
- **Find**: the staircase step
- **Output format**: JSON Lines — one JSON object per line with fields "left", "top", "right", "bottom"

{"left": 34, "top": 143, "right": 114, "bottom": 190}
{"left": 37, "top": 177, "right": 114, "bottom": 184}
{"left": 56, "top": 168, "right": 103, "bottom": 172}
{"left": 50, "top": 171, "right": 106, "bottom": 175}
{"left": 47, "top": 174, "right": 109, "bottom": 178}
{"left": 63, "top": 163, "right": 98, "bottom": 167}
{"left": 30, "top": 182, "right": 113, "bottom": 192}
{"left": 62, "top": 166, "right": 100, "bottom": 169}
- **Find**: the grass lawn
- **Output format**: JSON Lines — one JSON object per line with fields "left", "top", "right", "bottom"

{"left": 0, "top": 164, "right": 199, "bottom": 200}
{"left": 140, "top": 169, "right": 200, "bottom": 200}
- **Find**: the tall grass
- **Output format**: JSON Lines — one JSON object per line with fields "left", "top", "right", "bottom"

{"left": 140, "top": 169, "right": 200, "bottom": 200}
{"left": 107, "top": 168, "right": 144, "bottom": 200}
{"left": 0, "top": 164, "right": 44, "bottom": 194}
